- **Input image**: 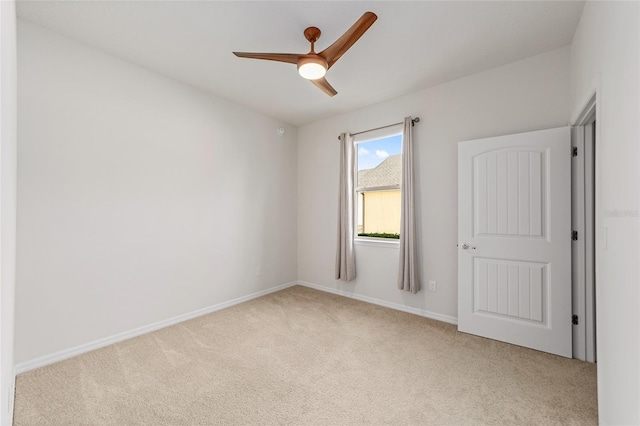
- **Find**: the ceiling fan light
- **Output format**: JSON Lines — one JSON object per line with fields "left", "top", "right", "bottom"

{"left": 297, "top": 57, "right": 327, "bottom": 80}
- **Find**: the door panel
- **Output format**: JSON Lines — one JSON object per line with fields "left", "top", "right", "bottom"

{"left": 474, "top": 149, "right": 546, "bottom": 238}
{"left": 475, "top": 259, "right": 546, "bottom": 322}
{"left": 458, "top": 127, "right": 571, "bottom": 357}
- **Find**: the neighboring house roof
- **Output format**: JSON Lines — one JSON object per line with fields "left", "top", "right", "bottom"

{"left": 357, "top": 154, "right": 401, "bottom": 189}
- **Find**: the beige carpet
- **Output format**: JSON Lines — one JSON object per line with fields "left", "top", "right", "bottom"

{"left": 14, "top": 286, "right": 597, "bottom": 425}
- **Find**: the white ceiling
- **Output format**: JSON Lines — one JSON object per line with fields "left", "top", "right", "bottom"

{"left": 16, "top": 1, "right": 585, "bottom": 126}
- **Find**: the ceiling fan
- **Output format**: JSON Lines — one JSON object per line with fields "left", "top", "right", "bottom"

{"left": 233, "top": 12, "right": 378, "bottom": 97}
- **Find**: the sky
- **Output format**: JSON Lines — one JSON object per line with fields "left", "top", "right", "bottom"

{"left": 357, "top": 134, "right": 402, "bottom": 170}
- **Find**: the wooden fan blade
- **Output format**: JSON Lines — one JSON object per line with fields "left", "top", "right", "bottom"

{"left": 233, "top": 52, "right": 301, "bottom": 64}
{"left": 311, "top": 77, "right": 338, "bottom": 97}
{"left": 319, "top": 12, "right": 377, "bottom": 69}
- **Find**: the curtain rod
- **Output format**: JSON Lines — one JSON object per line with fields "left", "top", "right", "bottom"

{"left": 338, "top": 117, "right": 420, "bottom": 140}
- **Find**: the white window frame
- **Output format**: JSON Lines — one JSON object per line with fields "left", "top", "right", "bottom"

{"left": 353, "top": 124, "right": 403, "bottom": 247}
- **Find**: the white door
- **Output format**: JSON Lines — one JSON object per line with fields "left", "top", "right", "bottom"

{"left": 458, "top": 127, "right": 572, "bottom": 358}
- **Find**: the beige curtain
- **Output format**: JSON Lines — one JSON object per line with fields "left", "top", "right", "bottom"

{"left": 398, "top": 117, "right": 420, "bottom": 293}
{"left": 335, "top": 132, "right": 356, "bottom": 281}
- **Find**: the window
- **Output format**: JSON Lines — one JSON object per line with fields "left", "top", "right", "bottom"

{"left": 355, "top": 130, "right": 403, "bottom": 240}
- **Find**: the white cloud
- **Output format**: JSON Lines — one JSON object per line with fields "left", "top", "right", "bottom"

{"left": 358, "top": 147, "right": 370, "bottom": 155}
{"left": 375, "top": 150, "right": 389, "bottom": 159}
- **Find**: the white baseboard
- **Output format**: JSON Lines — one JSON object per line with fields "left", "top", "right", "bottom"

{"left": 297, "top": 280, "right": 458, "bottom": 325}
{"left": 14, "top": 282, "right": 297, "bottom": 375}
{"left": 15, "top": 280, "right": 456, "bottom": 375}
{"left": 7, "top": 370, "right": 15, "bottom": 426}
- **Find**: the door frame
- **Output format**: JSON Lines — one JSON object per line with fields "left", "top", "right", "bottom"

{"left": 571, "top": 79, "right": 600, "bottom": 363}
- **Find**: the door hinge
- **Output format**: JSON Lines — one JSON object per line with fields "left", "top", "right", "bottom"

{"left": 572, "top": 230, "right": 578, "bottom": 241}
{"left": 572, "top": 314, "right": 579, "bottom": 325}
{"left": 572, "top": 146, "right": 578, "bottom": 157}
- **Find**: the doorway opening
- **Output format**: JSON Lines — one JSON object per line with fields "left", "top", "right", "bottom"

{"left": 571, "top": 94, "right": 597, "bottom": 362}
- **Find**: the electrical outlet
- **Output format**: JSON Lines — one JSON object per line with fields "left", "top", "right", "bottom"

{"left": 256, "top": 266, "right": 262, "bottom": 276}
{"left": 428, "top": 280, "right": 437, "bottom": 292}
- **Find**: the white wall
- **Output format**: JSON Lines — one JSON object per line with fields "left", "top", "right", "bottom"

{"left": 15, "top": 20, "right": 298, "bottom": 365}
{"left": 0, "top": 1, "right": 17, "bottom": 423}
{"left": 298, "top": 47, "right": 570, "bottom": 320}
{"left": 571, "top": 2, "right": 640, "bottom": 424}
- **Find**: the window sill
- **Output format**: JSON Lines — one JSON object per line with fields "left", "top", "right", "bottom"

{"left": 354, "top": 238, "right": 400, "bottom": 249}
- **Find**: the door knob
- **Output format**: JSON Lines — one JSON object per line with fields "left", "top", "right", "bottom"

{"left": 460, "top": 243, "right": 476, "bottom": 250}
